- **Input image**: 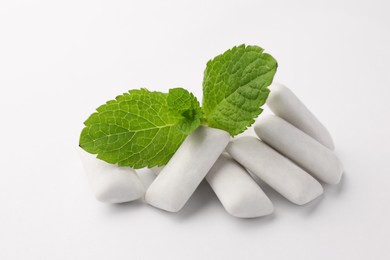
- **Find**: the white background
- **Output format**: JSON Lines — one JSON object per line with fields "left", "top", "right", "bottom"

{"left": 1, "top": 0, "right": 389, "bottom": 259}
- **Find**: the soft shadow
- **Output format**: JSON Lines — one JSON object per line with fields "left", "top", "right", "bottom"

{"left": 231, "top": 212, "right": 277, "bottom": 229}
{"left": 172, "top": 180, "right": 218, "bottom": 221}
{"left": 323, "top": 172, "right": 347, "bottom": 197}
{"left": 102, "top": 199, "right": 145, "bottom": 215}
{"left": 299, "top": 194, "right": 324, "bottom": 216}
{"left": 300, "top": 173, "right": 347, "bottom": 216}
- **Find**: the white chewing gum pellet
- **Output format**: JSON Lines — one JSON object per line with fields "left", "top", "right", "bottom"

{"left": 79, "top": 149, "right": 145, "bottom": 203}
{"left": 145, "top": 126, "right": 231, "bottom": 212}
{"left": 226, "top": 137, "right": 323, "bottom": 205}
{"left": 254, "top": 115, "right": 343, "bottom": 184}
{"left": 267, "top": 83, "right": 335, "bottom": 150}
{"left": 206, "top": 154, "right": 273, "bottom": 218}
{"left": 150, "top": 158, "right": 273, "bottom": 218}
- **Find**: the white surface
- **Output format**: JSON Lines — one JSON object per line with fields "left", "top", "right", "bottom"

{"left": 145, "top": 126, "right": 230, "bottom": 212}
{"left": 1, "top": 0, "right": 389, "bottom": 259}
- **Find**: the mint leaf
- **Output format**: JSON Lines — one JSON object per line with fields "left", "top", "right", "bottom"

{"left": 167, "top": 88, "right": 203, "bottom": 135}
{"left": 79, "top": 44, "right": 277, "bottom": 168}
{"left": 79, "top": 89, "right": 187, "bottom": 168}
{"left": 202, "top": 44, "right": 277, "bottom": 136}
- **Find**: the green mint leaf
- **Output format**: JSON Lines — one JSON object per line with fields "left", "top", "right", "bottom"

{"left": 79, "top": 89, "right": 187, "bottom": 169}
{"left": 167, "top": 88, "right": 203, "bottom": 135}
{"left": 202, "top": 44, "right": 277, "bottom": 136}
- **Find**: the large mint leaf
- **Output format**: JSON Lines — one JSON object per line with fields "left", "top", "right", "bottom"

{"left": 202, "top": 44, "right": 277, "bottom": 136}
{"left": 79, "top": 89, "right": 187, "bottom": 168}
